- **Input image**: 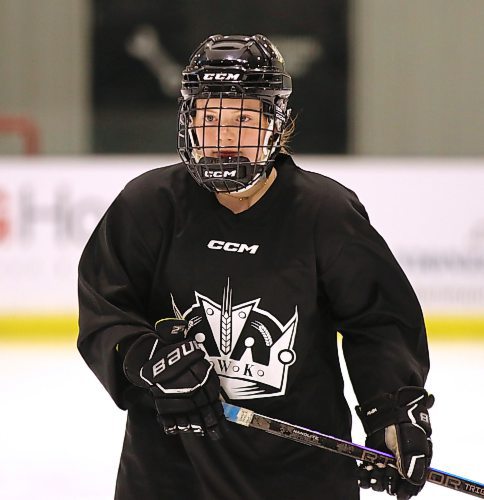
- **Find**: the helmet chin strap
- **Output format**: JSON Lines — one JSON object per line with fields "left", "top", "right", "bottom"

{"left": 217, "top": 171, "right": 267, "bottom": 194}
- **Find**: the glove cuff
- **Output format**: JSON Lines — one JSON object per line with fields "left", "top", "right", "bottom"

{"left": 123, "top": 333, "right": 161, "bottom": 388}
{"left": 356, "top": 386, "right": 434, "bottom": 436}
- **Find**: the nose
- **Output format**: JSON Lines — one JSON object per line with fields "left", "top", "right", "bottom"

{"left": 215, "top": 124, "right": 239, "bottom": 147}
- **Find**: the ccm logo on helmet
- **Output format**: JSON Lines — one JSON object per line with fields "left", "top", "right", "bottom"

{"left": 208, "top": 240, "right": 259, "bottom": 254}
{"left": 203, "top": 73, "right": 241, "bottom": 81}
{"left": 204, "top": 170, "right": 236, "bottom": 178}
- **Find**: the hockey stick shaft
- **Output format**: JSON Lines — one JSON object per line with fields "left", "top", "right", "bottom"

{"left": 223, "top": 403, "right": 484, "bottom": 498}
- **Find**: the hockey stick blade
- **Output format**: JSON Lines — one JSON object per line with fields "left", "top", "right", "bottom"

{"left": 223, "top": 403, "right": 484, "bottom": 498}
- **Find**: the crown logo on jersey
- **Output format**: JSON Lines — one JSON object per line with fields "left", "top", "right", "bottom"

{"left": 172, "top": 278, "right": 298, "bottom": 400}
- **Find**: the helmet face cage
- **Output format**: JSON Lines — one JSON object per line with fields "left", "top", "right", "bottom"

{"left": 178, "top": 92, "right": 288, "bottom": 193}
{"left": 177, "top": 34, "right": 292, "bottom": 193}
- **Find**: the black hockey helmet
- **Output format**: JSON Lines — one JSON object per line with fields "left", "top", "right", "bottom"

{"left": 177, "top": 34, "right": 292, "bottom": 193}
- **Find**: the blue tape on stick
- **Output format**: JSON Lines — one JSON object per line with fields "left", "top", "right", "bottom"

{"left": 222, "top": 402, "right": 239, "bottom": 422}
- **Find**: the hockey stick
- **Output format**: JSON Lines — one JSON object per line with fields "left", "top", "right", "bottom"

{"left": 223, "top": 403, "right": 484, "bottom": 498}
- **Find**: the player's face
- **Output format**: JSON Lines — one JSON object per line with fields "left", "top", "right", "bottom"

{"left": 191, "top": 98, "right": 270, "bottom": 162}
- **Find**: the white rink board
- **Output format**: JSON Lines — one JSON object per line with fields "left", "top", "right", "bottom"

{"left": 0, "top": 155, "right": 483, "bottom": 315}
{"left": 298, "top": 156, "right": 484, "bottom": 316}
{"left": 0, "top": 156, "right": 176, "bottom": 312}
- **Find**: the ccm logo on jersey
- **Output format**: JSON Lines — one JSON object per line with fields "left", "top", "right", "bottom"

{"left": 208, "top": 239, "right": 259, "bottom": 254}
{"left": 203, "top": 73, "right": 241, "bottom": 81}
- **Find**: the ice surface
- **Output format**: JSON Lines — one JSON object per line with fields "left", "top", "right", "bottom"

{"left": 0, "top": 341, "right": 482, "bottom": 499}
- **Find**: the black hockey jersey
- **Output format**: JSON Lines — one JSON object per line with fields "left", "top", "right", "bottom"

{"left": 78, "top": 154, "right": 429, "bottom": 500}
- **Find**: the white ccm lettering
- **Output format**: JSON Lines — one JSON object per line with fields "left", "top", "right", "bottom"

{"left": 203, "top": 170, "right": 237, "bottom": 178}
{"left": 203, "top": 73, "right": 241, "bottom": 81}
{"left": 207, "top": 240, "right": 259, "bottom": 255}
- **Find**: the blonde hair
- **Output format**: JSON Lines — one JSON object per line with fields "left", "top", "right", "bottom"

{"left": 280, "top": 115, "right": 296, "bottom": 154}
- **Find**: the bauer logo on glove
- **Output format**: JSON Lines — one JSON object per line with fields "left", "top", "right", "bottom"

{"left": 123, "top": 318, "right": 227, "bottom": 440}
{"left": 151, "top": 340, "right": 200, "bottom": 382}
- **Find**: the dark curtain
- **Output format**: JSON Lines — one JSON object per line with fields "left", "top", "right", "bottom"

{"left": 92, "top": 0, "right": 348, "bottom": 154}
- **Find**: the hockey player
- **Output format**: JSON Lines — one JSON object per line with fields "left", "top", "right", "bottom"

{"left": 78, "top": 34, "right": 433, "bottom": 499}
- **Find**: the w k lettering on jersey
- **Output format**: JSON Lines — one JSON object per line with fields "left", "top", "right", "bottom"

{"left": 78, "top": 154, "right": 429, "bottom": 499}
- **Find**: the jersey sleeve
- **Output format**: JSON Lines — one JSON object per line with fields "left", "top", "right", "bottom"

{"left": 77, "top": 190, "right": 163, "bottom": 409}
{"left": 316, "top": 188, "right": 430, "bottom": 405}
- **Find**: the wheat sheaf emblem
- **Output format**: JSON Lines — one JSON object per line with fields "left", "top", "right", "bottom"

{"left": 220, "top": 278, "right": 233, "bottom": 354}
{"left": 251, "top": 320, "right": 273, "bottom": 346}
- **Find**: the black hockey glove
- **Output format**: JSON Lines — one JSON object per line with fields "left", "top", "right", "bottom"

{"left": 123, "top": 318, "right": 225, "bottom": 440}
{"left": 356, "top": 386, "right": 434, "bottom": 500}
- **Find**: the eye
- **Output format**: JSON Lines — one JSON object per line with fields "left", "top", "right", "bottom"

{"left": 204, "top": 114, "right": 217, "bottom": 123}
{"left": 239, "top": 114, "right": 251, "bottom": 123}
